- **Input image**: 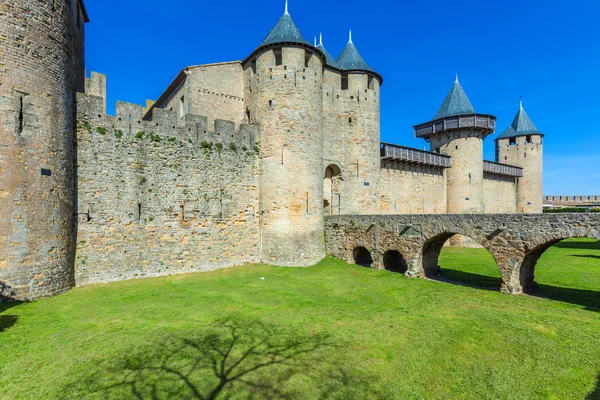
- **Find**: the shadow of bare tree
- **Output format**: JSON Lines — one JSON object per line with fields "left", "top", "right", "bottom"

{"left": 62, "top": 317, "right": 382, "bottom": 399}
{"left": 572, "top": 255, "right": 600, "bottom": 260}
{"left": 587, "top": 372, "right": 600, "bottom": 400}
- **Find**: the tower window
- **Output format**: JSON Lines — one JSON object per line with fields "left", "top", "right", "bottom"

{"left": 179, "top": 96, "right": 185, "bottom": 119}
{"left": 341, "top": 74, "right": 348, "bottom": 90}
{"left": 274, "top": 48, "right": 282, "bottom": 66}
{"left": 509, "top": 137, "right": 516, "bottom": 146}
{"left": 368, "top": 75, "right": 375, "bottom": 90}
{"left": 349, "top": 117, "right": 352, "bottom": 124}
{"left": 525, "top": 135, "right": 532, "bottom": 144}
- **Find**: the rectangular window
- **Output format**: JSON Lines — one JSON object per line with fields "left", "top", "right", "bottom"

{"left": 525, "top": 135, "right": 532, "bottom": 144}
{"left": 274, "top": 48, "right": 282, "bottom": 66}
{"left": 509, "top": 137, "right": 516, "bottom": 146}
{"left": 368, "top": 75, "right": 374, "bottom": 90}
{"left": 341, "top": 74, "right": 348, "bottom": 90}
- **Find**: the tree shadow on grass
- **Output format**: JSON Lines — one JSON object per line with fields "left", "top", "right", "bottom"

{"left": 62, "top": 317, "right": 382, "bottom": 399}
{"left": 434, "top": 269, "right": 600, "bottom": 312}
{"left": 587, "top": 372, "right": 600, "bottom": 400}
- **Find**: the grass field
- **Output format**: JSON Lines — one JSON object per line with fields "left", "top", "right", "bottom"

{"left": 1, "top": 239, "right": 599, "bottom": 399}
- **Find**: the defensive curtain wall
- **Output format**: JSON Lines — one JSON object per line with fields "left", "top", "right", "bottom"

{"left": 74, "top": 78, "right": 260, "bottom": 287}
{"left": 324, "top": 214, "right": 600, "bottom": 294}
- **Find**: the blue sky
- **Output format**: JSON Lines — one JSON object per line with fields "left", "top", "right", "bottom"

{"left": 84, "top": 0, "right": 600, "bottom": 195}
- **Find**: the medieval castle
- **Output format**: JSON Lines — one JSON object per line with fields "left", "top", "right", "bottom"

{"left": 1, "top": 0, "right": 547, "bottom": 300}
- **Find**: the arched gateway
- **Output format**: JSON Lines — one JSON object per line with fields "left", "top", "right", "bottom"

{"left": 324, "top": 214, "right": 600, "bottom": 294}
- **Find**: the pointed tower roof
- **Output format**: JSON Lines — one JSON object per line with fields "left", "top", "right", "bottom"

{"left": 433, "top": 76, "right": 476, "bottom": 120}
{"left": 336, "top": 31, "right": 375, "bottom": 73}
{"left": 316, "top": 33, "right": 340, "bottom": 68}
{"left": 258, "top": 1, "right": 310, "bottom": 48}
{"left": 497, "top": 100, "right": 544, "bottom": 140}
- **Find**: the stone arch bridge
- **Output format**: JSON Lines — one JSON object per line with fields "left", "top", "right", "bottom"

{"left": 324, "top": 214, "right": 600, "bottom": 294}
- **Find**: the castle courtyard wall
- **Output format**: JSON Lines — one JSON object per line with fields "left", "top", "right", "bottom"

{"left": 483, "top": 175, "right": 518, "bottom": 213}
{"left": 74, "top": 93, "right": 260, "bottom": 286}
{"left": 379, "top": 162, "right": 447, "bottom": 214}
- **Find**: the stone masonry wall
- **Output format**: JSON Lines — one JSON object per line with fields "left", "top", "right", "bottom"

{"left": 483, "top": 174, "right": 518, "bottom": 213}
{"left": 0, "top": 0, "right": 85, "bottom": 300}
{"left": 74, "top": 92, "right": 260, "bottom": 285}
{"left": 162, "top": 62, "right": 246, "bottom": 129}
{"left": 379, "top": 162, "right": 447, "bottom": 214}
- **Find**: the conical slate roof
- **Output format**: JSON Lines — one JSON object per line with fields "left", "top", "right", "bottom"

{"left": 336, "top": 33, "right": 375, "bottom": 72}
{"left": 433, "top": 78, "right": 476, "bottom": 120}
{"left": 497, "top": 104, "right": 543, "bottom": 140}
{"left": 259, "top": 10, "right": 310, "bottom": 48}
{"left": 316, "top": 34, "right": 340, "bottom": 68}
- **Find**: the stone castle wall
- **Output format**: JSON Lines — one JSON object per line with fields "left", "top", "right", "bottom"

{"left": 322, "top": 71, "right": 381, "bottom": 215}
{"left": 483, "top": 174, "right": 518, "bottom": 213}
{"left": 0, "top": 0, "right": 86, "bottom": 300}
{"left": 74, "top": 91, "right": 260, "bottom": 286}
{"left": 161, "top": 62, "right": 246, "bottom": 129}
{"left": 379, "top": 162, "right": 447, "bottom": 214}
{"left": 244, "top": 47, "right": 326, "bottom": 266}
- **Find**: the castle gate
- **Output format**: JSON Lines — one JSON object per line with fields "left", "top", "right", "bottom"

{"left": 324, "top": 214, "right": 600, "bottom": 294}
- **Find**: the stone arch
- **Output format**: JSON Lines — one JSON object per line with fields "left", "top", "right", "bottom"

{"left": 519, "top": 231, "right": 600, "bottom": 291}
{"left": 383, "top": 250, "right": 408, "bottom": 274}
{"left": 323, "top": 164, "right": 342, "bottom": 216}
{"left": 353, "top": 246, "right": 373, "bottom": 268}
{"left": 420, "top": 232, "right": 500, "bottom": 279}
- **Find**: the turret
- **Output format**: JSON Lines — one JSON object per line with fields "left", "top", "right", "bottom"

{"left": 321, "top": 31, "right": 382, "bottom": 215}
{"left": 414, "top": 77, "right": 496, "bottom": 214}
{"left": 496, "top": 100, "right": 544, "bottom": 213}
{"left": 243, "top": 1, "right": 325, "bottom": 266}
{"left": 0, "top": 0, "right": 88, "bottom": 299}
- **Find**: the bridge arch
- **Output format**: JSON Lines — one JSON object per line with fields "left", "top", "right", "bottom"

{"left": 353, "top": 246, "right": 373, "bottom": 268}
{"left": 383, "top": 250, "right": 408, "bottom": 274}
{"left": 518, "top": 230, "right": 600, "bottom": 292}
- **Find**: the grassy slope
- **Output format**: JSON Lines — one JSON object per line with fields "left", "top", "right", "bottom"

{"left": 0, "top": 239, "right": 598, "bottom": 399}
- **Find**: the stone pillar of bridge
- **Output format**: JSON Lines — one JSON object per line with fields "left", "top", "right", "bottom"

{"left": 413, "top": 77, "right": 496, "bottom": 214}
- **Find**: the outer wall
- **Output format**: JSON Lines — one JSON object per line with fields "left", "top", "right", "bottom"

{"left": 0, "top": 0, "right": 85, "bottom": 299}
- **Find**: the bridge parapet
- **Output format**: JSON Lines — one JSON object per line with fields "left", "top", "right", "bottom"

{"left": 324, "top": 214, "right": 600, "bottom": 294}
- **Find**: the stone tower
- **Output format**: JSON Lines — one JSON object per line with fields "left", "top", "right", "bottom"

{"left": 243, "top": 3, "right": 326, "bottom": 266}
{"left": 0, "top": 0, "right": 88, "bottom": 300}
{"left": 332, "top": 32, "right": 382, "bottom": 214}
{"left": 414, "top": 77, "right": 496, "bottom": 214}
{"left": 496, "top": 101, "right": 544, "bottom": 213}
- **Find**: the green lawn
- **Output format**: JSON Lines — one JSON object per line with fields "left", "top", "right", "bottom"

{"left": 1, "top": 239, "right": 599, "bottom": 399}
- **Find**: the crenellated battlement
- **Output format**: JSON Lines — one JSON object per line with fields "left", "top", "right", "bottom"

{"left": 76, "top": 91, "right": 258, "bottom": 150}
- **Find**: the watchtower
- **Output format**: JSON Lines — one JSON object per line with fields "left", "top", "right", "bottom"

{"left": 243, "top": 2, "right": 326, "bottom": 266}
{"left": 496, "top": 101, "right": 544, "bottom": 213}
{"left": 0, "top": 0, "right": 88, "bottom": 299}
{"left": 414, "top": 77, "right": 496, "bottom": 214}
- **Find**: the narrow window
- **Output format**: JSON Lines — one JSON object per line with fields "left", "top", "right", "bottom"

{"left": 509, "top": 137, "right": 516, "bottom": 146}
{"left": 524, "top": 153, "right": 527, "bottom": 158}
{"left": 368, "top": 75, "right": 374, "bottom": 90}
{"left": 349, "top": 117, "right": 352, "bottom": 125}
{"left": 525, "top": 135, "right": 532, "bottom": 144}
{"left": 17, "top": 96, "right": 24, "bottom": 134}
{"left": 138, "top": 202, "right": 142, "bottom": 221}
{"left": 274, "top": 48, "right": 282, "bottom": 66}
{"left": 341, "top": 74, "right": 348, "bottom": 90}
{"left": 181, "top": 205, "right": 185, "bottom": 222}
{"left": 179, "top": 96, "right": 185, "bottom": 119}
{"left": 246, "top": 108, "right": 251, "bottom": 122}
{"left": 305, "top": 51, "right": 311, "bottom": 68}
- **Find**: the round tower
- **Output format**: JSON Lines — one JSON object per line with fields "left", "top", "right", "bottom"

{"left": 0, "top": 0, "right": 88, "bottom": 300}
{"left": 413, "top": 77, "right": 496, "bottom": 214}
{"left": 331, "top": 31, "right": 383, "bottom": 215}
{"left": 243, "top": 3, "right": 325, "bottom": 266}
{"left": 496, "top": 100, "right": 544, "bottom": 213}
